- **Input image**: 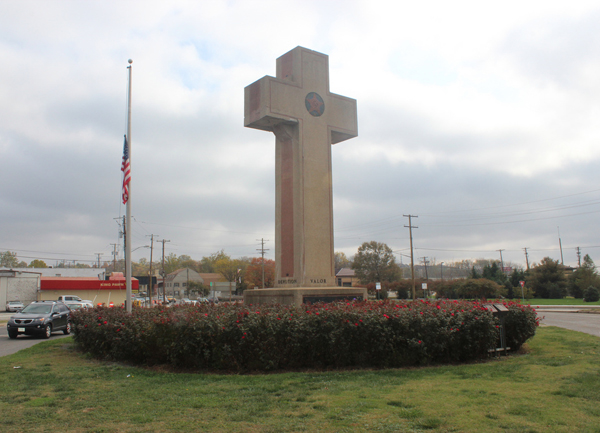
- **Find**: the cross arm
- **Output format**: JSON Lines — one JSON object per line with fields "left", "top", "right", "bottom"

{"left": 244, "top": 76, "right": 298, "bottom": 132}
{"left": 328, "top": 93, "right": 357, "bottom": 144}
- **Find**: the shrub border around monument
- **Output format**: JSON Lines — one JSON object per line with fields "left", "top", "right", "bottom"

{"left": 71, "top": 300, "right": 538, "bottom": 372}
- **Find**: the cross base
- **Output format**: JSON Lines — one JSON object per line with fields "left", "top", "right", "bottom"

{"left": 243, "top": 287, "right": 368, "bottom": 306}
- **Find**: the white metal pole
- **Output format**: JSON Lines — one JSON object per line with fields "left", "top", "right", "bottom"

{"left": 125, "top": 59, "right": 133, "bottom": 313}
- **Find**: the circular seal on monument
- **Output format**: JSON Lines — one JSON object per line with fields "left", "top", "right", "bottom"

{"left": 305, "top": 92, "right": 325, "bottom": 117}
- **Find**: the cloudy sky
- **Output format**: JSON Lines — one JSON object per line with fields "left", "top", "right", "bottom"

{"left": 1, "top": 0, "right": 599, "bottom": 270}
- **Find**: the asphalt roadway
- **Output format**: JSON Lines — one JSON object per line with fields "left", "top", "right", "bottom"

{"left": 1, "top": 309, "right": 600, "bottom": 358}
{"left": 538, "top": 310, "right": 600, "bottom": 338}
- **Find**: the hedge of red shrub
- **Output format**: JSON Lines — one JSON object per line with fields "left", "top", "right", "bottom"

{"left": 70, "top": 300, "right": 538, "bottom": 372}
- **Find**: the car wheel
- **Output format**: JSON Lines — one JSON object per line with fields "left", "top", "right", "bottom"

{"left": 63, "top": 321, "right": 72, "bottom": 335}
{"left": 43, "top": 324, "right": 52, "bottom": 339}
{"left": 8, "top": 330, "right": 18, "bottom": 339}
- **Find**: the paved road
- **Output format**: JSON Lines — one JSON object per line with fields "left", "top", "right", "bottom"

{"left": 0, "top": 315, "right": 71, "bottom": 357}
{"left": 539, "top": 311, "right": 600, "bottom": 338}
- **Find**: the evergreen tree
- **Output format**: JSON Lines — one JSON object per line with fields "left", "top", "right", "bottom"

{"left": 526, "top": 257, "right": 567, "bottom": 299}
{"left": 568, "top": 255, "right": 600, "bottom": 298}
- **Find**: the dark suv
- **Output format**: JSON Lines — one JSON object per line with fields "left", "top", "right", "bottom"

{"left": 7, "top": 301, "right": 72, "bottom": 339}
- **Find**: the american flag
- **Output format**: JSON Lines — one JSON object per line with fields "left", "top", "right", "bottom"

{"left": 121, "top": 135, "right": 131, "bottom": 204}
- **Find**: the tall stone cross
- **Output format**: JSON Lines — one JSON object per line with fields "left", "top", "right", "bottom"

{"left": 244, "top": 46, "right": 357, "bottom": 288}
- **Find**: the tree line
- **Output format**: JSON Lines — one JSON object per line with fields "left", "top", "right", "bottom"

{"left": 0, "top": 249, "right": 277, "bottom": 295}
{"left": 346, "top": 241, "right": 600, "bottom": 301}
{"left": 4, "top": 243, "right": 600, "bottom": 300}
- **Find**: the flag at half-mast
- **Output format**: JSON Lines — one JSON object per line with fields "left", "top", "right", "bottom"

{"left": 121, "top": 135, "right": 131, "bottom": 204}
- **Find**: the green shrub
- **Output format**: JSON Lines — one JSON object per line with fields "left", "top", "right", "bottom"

{"left": 502, "top": 303, "right": 539, "bottom": 351}
{"left": 583, "top": 286, "right": 600, "bottom": 302}
{"left": 434, "top": 280, "right": 464, "bottom": 299}
{"left": 457, "top": 279, "right": 504, "bottom": 299}
{"left": 71, "top": 300, "right": 538, "bottom": 372}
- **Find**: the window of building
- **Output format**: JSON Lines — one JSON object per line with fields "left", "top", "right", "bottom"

{"left": 174, "top": 283, "right": 179, "bottom": 287}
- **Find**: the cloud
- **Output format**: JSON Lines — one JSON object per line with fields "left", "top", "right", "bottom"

{"left": 1, "top": 0, "right": 599, "bottom": 270}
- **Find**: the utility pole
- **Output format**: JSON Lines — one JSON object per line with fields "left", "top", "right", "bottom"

{"left": 158, "top": 239, "right": 170, "bottom": 302}
{"left": 558, "top": 226, "right": 564, "bottom": 265}
{"left": 256, "top": 238, "right": 269, "bottom": 289}
{"left": 95, "top": 253, "right": 103, "bottom": 269}
{"left": 523, "top": 247, "right": 530, "bottom": 271}
{"left": 404, "top": 215, "right": 418, "bottom": 301}
{"left": 147, "top": 234, "right": 156, "bottom": 306}
{"left": 440, "top": 262, "right": 444, "bottom": 281}
{"left": 498, "top": 249, "right": 505, "bottom": 275}
{"left": 110, "top": 244, "right": 119, "bottom": 273}
{"left": 576, "top": 246, "right": 581, "bottom": 267}
{"left": 421, "top": 257, "right": 429, "bottom": 280}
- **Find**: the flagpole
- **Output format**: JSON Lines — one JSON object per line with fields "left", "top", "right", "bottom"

{"left": 126, "top": 59, "right": 133, "bottom": 313}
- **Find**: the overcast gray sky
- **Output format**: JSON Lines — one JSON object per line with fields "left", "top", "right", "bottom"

{"left": 1, "top": 0, "right": 599, "bottom": 270}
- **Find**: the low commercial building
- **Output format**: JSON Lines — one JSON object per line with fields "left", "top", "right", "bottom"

{"left": 0, "top": 269, "right": 40, "bottom": 307}
{"left": 38, "top": 275, "right": 139, "bottom": 306}
{"left": 336, "top": 268, "right": 358, "bottom": 287}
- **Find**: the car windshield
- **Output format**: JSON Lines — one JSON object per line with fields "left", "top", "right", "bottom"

{"left": 68, "top": 304, "right": 83, "bottom": 310}
{"left": 20, "top": 304, "right": 52, "bottom": 314}
{"left": 9, "top": 302, "right": 22, "bottom": 305}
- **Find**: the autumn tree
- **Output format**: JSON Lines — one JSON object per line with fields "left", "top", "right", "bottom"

{"left": 199, "top": 250, "right": 230, "bottom": 273}
{"left": 334, "top": 251, "right": 352, "bottom": 274}
{"left": 352, "top": 241, "right": 401, "bottom": 284}
{"left": 245, "top": 257, "right": 276, "bottom": 289}
{"left": 162, "top": 253, "right": 183, "bottom": 274}
{"left": 178, "top": 255, "right": 198, "bottom": 272}
{"left": 215, "top": 257, "right": 246, "bottom": 297}
{"left": 28, "top": 259, "right": 48, "bottom": 268}
{"left": 132, "top": 258, "right": 150, "bottom": 276}
{"left": 187, "top": 281, "right": 210, "bottom": 297}
{"left": 0, "top": 251, "right": 20, "bottom": 268}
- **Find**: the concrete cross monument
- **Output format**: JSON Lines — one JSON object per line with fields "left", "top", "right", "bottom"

{"left": 244, "top": 46, "right": 366, "bottom": 304}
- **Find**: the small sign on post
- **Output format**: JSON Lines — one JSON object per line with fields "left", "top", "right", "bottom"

{"left": 519, "top": 281, "right": 525, "bottom": 302}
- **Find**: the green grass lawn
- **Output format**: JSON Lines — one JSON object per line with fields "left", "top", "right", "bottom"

{"left": 2, "top": 327, "right": 600, "bottom": 432}
{"left": 523, "top": 298, "right": 600, "bottom": 306}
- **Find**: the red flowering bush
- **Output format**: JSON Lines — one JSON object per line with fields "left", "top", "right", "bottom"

{"left": 502, "top": 301, "right": 539, "bottom": 350}
{"left": 70, "top": 300, "right": 537, "bottom": 372}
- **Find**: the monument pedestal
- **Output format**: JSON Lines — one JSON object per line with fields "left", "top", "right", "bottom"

{"left": 244, "top": 287, "right": 368, "bottom": 306}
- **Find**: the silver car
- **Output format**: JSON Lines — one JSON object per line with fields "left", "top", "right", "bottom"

{"left": 6, "top": 301, "right": 24, "bottom": 312}
{"left": 64, "top": 301, "right": 90, "bottom": 311}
